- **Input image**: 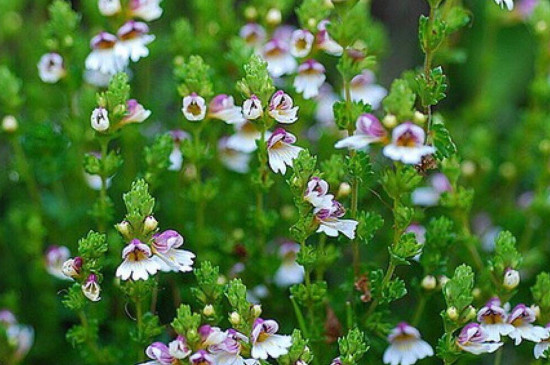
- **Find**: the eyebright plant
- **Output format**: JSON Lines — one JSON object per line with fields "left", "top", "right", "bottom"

{"left": 1, "top": 0, "right": 550, "bottom": 364}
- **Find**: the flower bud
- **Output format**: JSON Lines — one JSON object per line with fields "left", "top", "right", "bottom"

{"left": 438, "top": 275, "right": 449, "bottom": 287}
{"left": 62, "top": 257, "right": 83, "bottom": 278}
{"left": 116, "top": 221, "right": 131, "bottom": 237}
{"left": 413, "top": 111, "right": 427, "bottom": 124}
{"left": 472, "top": 287, "right": 481, "bottom": 299}
{"left": 251, "top": 304, "right": 262, "bottom": 317}
{"left": 244, "top": 6, "right": 257, "bottom": 20}
{"left": 307, "top": 18, "right": 317, "bottom": 29}
{"left": 536, "top": 20, "right": 548, "bottom": 34}
{"left": 91, "top": 107, "right": 110, "bottom": 132}
{"left": 464, "top": 305, "right": 477, "bottom": 321}
{"left": 143, "top": 216, "right": 158, "bottom": 233}
{"left": 382, "top": 114, "right": 397, "bottom": 128}
{"left": 217, "top": 275, "right": 227, "bottom": 285}
{"left": 539, "top": 139, "right": 550, "bottom": 155}
{"left": 499, "top": 162, "right": 516, "bottom": 180}
{"left": 229, "top": 311, "right": 241, "bottom": 325}
{"left": 461, "top": 160, "right": 476, "bottom": 177}
{"left": 280, "top": 205, "right": 295, "bottom": 220}
{"left": 266, "top": 8, "right": 282, "bottom": 25}
{"left": 203, "top": 304, "right": 215, "bottom": 316}
{"left": 337, "top": 182, "right": 351, "bottom": 198}
{"left": 531, "top": 304, "right": 541, "bottom": 319}
{"left": 503, "top": 269, "right": 520, "bottom": 290}
{"left": 421, "top": 275, "right": 436, "bottom": 290}
{"left": 2, "top": 115, "right": 18, "bottom": 133}
{"left": 447, "top": 306, "right": 458, "bottom": 321}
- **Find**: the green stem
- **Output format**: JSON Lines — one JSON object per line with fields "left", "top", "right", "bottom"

{"left": 98, "top": 137, "right": 110, "bottom": 232}
{"left": 412, "top": 295, "right": 427, "bottom": 326}
{"left": 10, "top": 136, "right": 40, "bottom": 207}
{"left": 78, "top": 311, "right": 103, "bottom": 362}
{"left": 255, "top": 121, "right": 269, "bottom": 249}
{"left": 315, "top": 235, "right": 327, "bottom": 281}
{"left": 290, "top": 296, "right": 309, "bottom": 338}
{"left": 493, "top": 348, "right": 503, "bottom": 365}
{"left": 366, "top": 260, "right": 396, "bottom": 318}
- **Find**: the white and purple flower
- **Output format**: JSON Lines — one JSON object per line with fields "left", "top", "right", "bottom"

{"left": 304, "top": 176, "right": 334, "bottom": 209}
{"left": 62, "top": 257, "right": 83, "bottom": 279}
{"left": 315, "top": 200, "right": 358, "bottom": 239}
{"left": 82, "top": 274, "right": 101, "bottom": 302}
{"left": 91, "top": 107, "right": 110, "bottom": 132}
{"left": 383, "top": 322, "right": 434, "bottom": 365}
{"left": 189, "top": 350, "right": 215, "bottom": 365}
{"left": 494, "top": 0, "right": 514, "bottom": 10}
{"left": 37, "top": 53, "right": 66, "bottom": 83}
{"left": 267, "top": 128, "right": 303, "bottom": 174}
{"left": 263, "top": 39, "right": 297, "bottom": 78}
{"left": 412, "top": 173, "right": 452, "bottom": 207}
{"left": 290, "top": 29, "right": 314, "bottom": 58}
{"left": 274, "top": 242, "right": 304, "bottom": 287}
{"left": 115, "top": 21, "right": 155, "bottom": 62}
{"left": 534, "top": 324, "right": 550, "bottom": 359}
{"left": 477, "top": 297, "right": 515, "bottom": 342}
{"left": 316, "top": 20, "right": 343, "bottom": 56}
{"left": 349, "top": 70, "right": 387, "bottom": 109}
{"left": 383, "top": 122, "right": 435, "bottom": 164}
{"left": 129, "top": 0, "right": 163, "bottom": 21}
{"left": 122, "top": 99, "right": 151, "bottom": 124}
{"left": 227, "top": 121, "right": 265, "bottom": 153}
{"left": 507, "top": 304, "right": 548, "bottom": 345}
{"left": 151, "top": 230, "right": 195, "bottom": 273}
{"left": 250, "top": 318, "right": 292, "bottom": 360}
{"left": 141, "top": 338, "right": 190, "bottom": 365}
{"left": 240, "top": 23, "right": 266, "bottom": 49}
{"left": 268, "top": 91, "right": 299, "bottom": 124}
{"left": 457, "top": 323, "right": 503, "bottom": 355}
{"left": 294, "top": 60, "right": 326, "bottom": 100}
{"left": 335, "top": 113, "right": 387, "bottom": 150}
{"left": 116, "top": 239, "right": 161, "bottom": 281}
{"left": 208, "top": 94, "right": 245, "bottom": 125}
{"left": 45, "top": 245, "right": 71, "bottom": 280}
{"left": 85, "top": 32, "right": 127, "bottom": 75}
{"left": 242, "top": 95, "right": 263, "bottom": 120}
{"left": 210, "top": 329, "right": 258, "bottom": 365}
{"left": 182, "top": 93, "right": 207, "bottom": 121}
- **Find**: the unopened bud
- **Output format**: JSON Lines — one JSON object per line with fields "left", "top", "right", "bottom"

{"left": 116, "top": 221, "right": 131, "bottom": 237}
{"left": 499, "top": 162, "right": 516, "bottom": 180}
{"left": 421, "top": 275, "right": 437, "bottom": 290}
{"left": 232, "top": 228, "right": 244, "bottom": 241}
{"left": 91, "top": 107, "right": 110, "bottom": 132}
{"left": 307, "top": 18, "right": 317, "bottom": 29}
{"left": 536, "top": 20, "right": 548, "bottom": 34}
{"left": 266, "top": 8, "right": 282, "bottom": 25}
{"left": 413, "top": 111, "right": 427, "bottom": 124}
{"left": 252, "top": 304, "right": 262, "bottom": 317}
{"left": 438, "top": 275, "right": 449, "bottom": 288}
{"left": 464, "top": 305, "right": 477, "bottom": 321}
{"left": 217, "top": 275, "right": 227, "bottom": 285}
{"left": 461, "top": 160, "right": 476, "bottom": 177}
{"left": 2, "top": 115, "right": 18, "bottom": 133}
{"left": 229, "top": 312, "right": 241, "bottom": 325}
{"left": 503, "top": 269, "right": 520, "bottom": 290}
{"left": 280, "top": 205, "right": 295, "bottom": 220}
{"left": 382, "top": 114, "right": 397, "bottom": 128}
{"left": 143, "top": 216, "right": 158, "bottom": 233}
{"left": 540, "top": 140, "right": 550, "bottom": 155}
{"left": 203, "top": 304, "right": 215, "bottom": 316}
{"left": 244, "top": 6, "right": 257, "bottom": 20}
{"left": 337, "top": 182, "right": 351, "bottom": 198}
{"left": 472, "top": 287, "right": 481, "bottom": 299}
{"left": 447, "top": 306, "right": 459, "bottom": 321}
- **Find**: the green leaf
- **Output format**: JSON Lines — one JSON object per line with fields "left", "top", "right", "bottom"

{"left": 174, "top": 55, "right": 214, "bottom": 98}
{"left": 420, "top": 217, "right": 456, "bottom": 274}
{"left": 414, "top": 66, "right": 448, "bottom": 107}
{"left": 490, "top": 231, "right": 522, "bottom": 276}
{"left": 382, "top": 79, "right": 416, "bottom": 121}
{"left": 430, "top": 115, "right": 457, "bottom": 159}
{"left": 236, "top": 54, "right": 274, "bottom": 102}
{"left": 443, "top": 264, "right": 474, "bottom": 311}
{"left": 337, "top": 328, "right": 369, "bottom": 365}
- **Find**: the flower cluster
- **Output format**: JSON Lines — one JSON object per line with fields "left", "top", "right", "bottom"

{"left": 0, "top": 309, "right": 34, "bottom": 364}
{"left": 140, "top": 319, "right": 291, "bottom": 365}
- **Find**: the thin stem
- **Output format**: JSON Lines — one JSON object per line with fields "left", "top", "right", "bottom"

{"left": 10, "top": 136, "right": 40, "bottom": 207}
{"left": 78, "top": 311, "right": 103, "bottom": 362}
{"left": 135, "top": 297, "right": 144, "bottom": 361}
{"left": 493, "top": 348, "right": 503, "bottom": 365}
{"left": 366, "top": 260, "right": 396, "bottom": 318}
{"left": 255, "top": 121, "right": 268, "bottom": 249}
{"left": 98, "top": 137, "right": 110, "bottom": 232}
{"left": 315, "top": 235, "right": 327, "bottom": 281}
{"left": 412, "top": 295, "right": 427, "bottom": 326}
{"left": 423, "top": 4, "right": 436, "bottom": 134}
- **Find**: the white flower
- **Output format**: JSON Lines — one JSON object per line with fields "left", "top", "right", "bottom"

{"left": 82, "top": 274, "right": 101, "bottom": 302}
{"left": 209, "top": 94, "right": 245, "bottom": 124}
{"left": 182, "top": 93, "right": 207, "bottom": 121}
{"left": 218, "top": 137, "right": 252, "bottom": 173}
{"left": 240, "top": 23, "right": 266, "bottom": 49}
{"left": 314, "top": 84, "right": 338, "bottom": 128}
{"left": 250, "top": 319, "right": 292, "bottom": 360}
{"left": 274, "top": 242, "right": 304, "bottom": 287}
{"left": 457, "top": 323, "right": 502, "bottom": 355}
{"left": 168, "top": 336, "right": 192, "bottom": 360}
{"left": 507, "top": 304, "right": 549, "bottom": 345}
{"left": 349, "top": 70, "right": 387, "bottom": 109}
{"left": 227, "top": 121, "right": 269, "bottom": 153}
{"left": 85, "top": 32, "right": 128, "bottom": 75}
{"left": 495, "top": 0, "right": 514, "bottom": 10}
{"left": 290, "top": 29, "right": 314, "bottom": 58}
{"left": 315, "top": 200, "right": 358, "bottom": 239}
{"left": 98, "top": 0, "right": 121, "bottom": 16}
{"left": 84, "top": 69, "right": 112, "bottom": 87}
{"left": 122, "top": 99, "right": 151, "bottom": 124}
{"left": 316, "top": 20, "right": 343, "bottom": 56}
{"left": 37, "top": 53, "right": 65, "bottom": 83}
{"left": 129, "top": 0, "right": 163, "bottom": 21}
{"left": 242, "top": 95, "right": 263, "bottom": 120}
{"left": 268, "top": 91, "right": 299, "bottom": 124}
{"left": 210, "top": 329, "right": 259, "bottom": 365}
{"left": 44, "top": 245, "right": 71, "bottom": 280}
{"left": 141, "top": 340, "right": 188, "bottom": 365}
{"left": 294, "top": 60, "right": 326, "bottom": 100}
{"left": 476, "top": 298, "right": 515, "bottom": 342}
{"left": 382, "top": 122, "right": 435, "bottom": 164}
{"left": 168, "top": 130, "right": 189, "bottom": 171}
{"left": 116, "top": 239, "right": 161, "bottom": 281}
{"left": 263, "top": 39, "right": 297, "bottom": 78}
{"left": 91, "top": 107, "right": 110, "bottom": 132}
{"left": 335, "top": 113, "right": 387, "bottom": 150}
{"left": 267, "top": 128, "right": 303, "bottom": 174}
{"left": 115, "top": 21, "right": 155, "bottom": 62}
{"left": 304, "top": 176, "right": 334, "bottom": 209}
{"left": 151, "top": 230, "right": 195, "bottom": 273}
{"left": 62, "top": 257, "right": 83, "bottom": 279}
{"left": 383, "top": 322, "right": 433, "bottom": 365}
{"left": 6, "top": 324, "right": 34, "bottom": 361}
